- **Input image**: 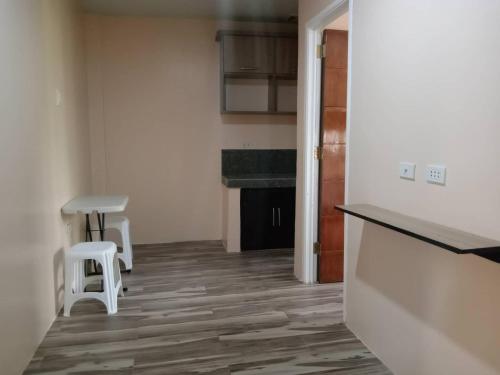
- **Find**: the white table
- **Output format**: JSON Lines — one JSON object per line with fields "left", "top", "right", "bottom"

{"left": 62, "top": 195, "right": 128, "bottom": 214}
{"left": 62, "top": 195, "right": 128, "bottom": 241}
{"left": 62, "top": 195, "right": 129, "bottom": 291}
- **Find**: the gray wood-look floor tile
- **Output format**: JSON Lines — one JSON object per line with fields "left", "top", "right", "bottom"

{"left": 24, "top": 241, "right": 390, "bottom": 375}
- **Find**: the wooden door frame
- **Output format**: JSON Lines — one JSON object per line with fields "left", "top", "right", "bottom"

{"left": 300, "top": 0, "right": 351, "bottom": 287}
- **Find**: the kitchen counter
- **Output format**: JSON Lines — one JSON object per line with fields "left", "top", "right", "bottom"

{"left": 222, "top": 173, "right": 296, "bottom": 188}
{"left": 221, "top": 149, "right": 297, "bottom": 253}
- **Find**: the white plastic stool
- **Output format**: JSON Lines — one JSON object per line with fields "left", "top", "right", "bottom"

{"left": 64, "top": 241, "right": 124, "bottom": 317}
{"left": 106, "top": 216, "right": 133, "bottom": 271}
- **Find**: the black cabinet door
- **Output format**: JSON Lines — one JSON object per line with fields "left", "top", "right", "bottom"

{"left": 240, "top": 188, "right": 274, "bottom": 250}
{"left": 270, "top": 188, "right": 296, "bottom": 249}
{"left": 240, "top": 188, "right": 295, "bottom": 251}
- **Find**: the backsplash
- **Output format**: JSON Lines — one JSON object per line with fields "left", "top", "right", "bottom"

{"left": 221, "top": 149, "right": 297, "bottom": 175}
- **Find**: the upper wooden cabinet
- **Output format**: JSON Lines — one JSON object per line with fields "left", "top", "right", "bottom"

{"left": 216, "top": 31, "right": 298, "bottom": 115}
{"left": 223, "top": 36, "right": 275, "bottom": 74}
{"left": 276, "top": 37, "right": 298, "bottom": 75}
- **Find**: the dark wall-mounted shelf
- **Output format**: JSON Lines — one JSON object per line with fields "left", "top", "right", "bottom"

{"left": 335, "top": 204, "right": 500, "bottom": 263}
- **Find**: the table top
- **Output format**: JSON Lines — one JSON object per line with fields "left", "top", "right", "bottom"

{"left": 62, "top": 195, "right": 129, "bottom": 214}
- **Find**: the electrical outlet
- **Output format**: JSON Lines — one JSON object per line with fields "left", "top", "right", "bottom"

{"left": 66, "top": 223, "right": 72, "bottom": 234}
{"left": 399, "top": 162, "right": 416, "bottom": 180}
{"left": 426, "top": 165, "right": 446, "bottom": 185}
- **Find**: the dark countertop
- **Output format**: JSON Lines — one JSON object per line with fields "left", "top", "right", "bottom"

{"left": 222, "top": 173, "right": 296, "bottom": 188}
{"left": 221, "top": 149, "right": 297, "bottom": 188}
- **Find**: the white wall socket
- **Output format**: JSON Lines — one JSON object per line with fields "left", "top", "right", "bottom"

{"left": 65, "top": 222, "right": 72, "bottom": 234}
{"left": 426, "top": 165, "right": 446, "bottom": 185}
{"left": 399, "top": 162, "right": 416, "bottom": 180}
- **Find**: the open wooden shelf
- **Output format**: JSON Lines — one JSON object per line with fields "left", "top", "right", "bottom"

{"left": 335, "top": 204, "right": 500, "bottom": 263}
{"left": 217, "top": 30, "right": 298, "bottom": 115}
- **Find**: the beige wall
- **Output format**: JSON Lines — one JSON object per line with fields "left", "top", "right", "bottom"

{"left": 0, "top": 1, "right": 90, "bottom": 374}
{"left": 326, "top": 12, "right": 348, "bottom": 30}
{"left": 297, "top": 0, "right": 500, "bottom": 374}
{"left": 85, "top": 15, "right": 297, "bottom": 244}
{"left": 221, "top": 187, "right": 241, "bottom": 252}
{"left": 346, "top": 1, "right": 500, "bottom": 374}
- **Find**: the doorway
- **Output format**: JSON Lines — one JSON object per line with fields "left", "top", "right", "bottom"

{"left": 298, "top": 0, "right": 349, "bottom": 285}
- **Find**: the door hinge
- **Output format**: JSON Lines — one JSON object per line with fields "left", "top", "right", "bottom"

{"left": 313, "top": 242, "right": 322, "bottom": 255}
{"left": 314, "top": 146, "right": 323, "bottom": 160}
{"left": 316, "top": 44, "right": 326, "bottom": 59}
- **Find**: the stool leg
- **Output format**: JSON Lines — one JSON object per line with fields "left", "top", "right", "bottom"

{"left": 114, "top": 252, "right": 124, "bottom": 297}
{"left": 102, "top": 253, "right": 117, "bottom": 315}
{"left": 64, "top": 255, "right": 75, "bottom": 317}
{"left": 74, "top": 259, "right": 85, "bottom": 294}
{"left": 121, "top": 221, "right": 133, "bottom": 271}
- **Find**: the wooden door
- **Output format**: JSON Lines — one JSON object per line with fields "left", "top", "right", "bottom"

{"left": 317, "top": 29, "right": 348, "bottom": 283}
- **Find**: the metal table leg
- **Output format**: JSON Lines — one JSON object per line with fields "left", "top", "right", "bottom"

{"left": 84, "top": 211, "right": 128, "bottom": 292}
{"left": 97, "top": 212, "right": 105, "bottom": 241}
{"left": 85, "top": 214, "right": 97, "bottom": 275}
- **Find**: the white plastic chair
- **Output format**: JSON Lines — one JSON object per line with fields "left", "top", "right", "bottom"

{"left": 106, "top": 216, "right": 133, "bottom": 272}
{"left": 64, "top": 241, "right": 124, "bottom": 316}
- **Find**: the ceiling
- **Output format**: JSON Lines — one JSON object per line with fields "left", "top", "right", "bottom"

{"left": 80, "top": 0, "right": 298, "bottom": 22}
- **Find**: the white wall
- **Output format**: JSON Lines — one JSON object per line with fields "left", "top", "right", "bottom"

{"left": 0, "top": 1, "right": 90, "bottom": 373}
{"left": 85, "top": 15, "right": 297, "bottom": 244}
{"left": 346, "top": 1, "right": 500, "bottom": 374}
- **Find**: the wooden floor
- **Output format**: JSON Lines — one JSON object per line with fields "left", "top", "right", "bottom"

{"left": 25, "top": 241, "right": 391, "bottom": 374}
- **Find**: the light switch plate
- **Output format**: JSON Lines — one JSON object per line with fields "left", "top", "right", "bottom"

{"left": 426, "top": 165, "right": 446, "bottom": 185}
{"left": 400, "top": 162, "right": 416, "bottom": 180}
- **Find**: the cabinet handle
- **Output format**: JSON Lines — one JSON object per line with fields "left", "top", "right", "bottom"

{"left": 272, "top": 208, "right": 275, "bottom": 227}
{"left": 278, "top": 208, "right": 281, "bottom": 226}
{"left": 239, "top": 66, "right": 258, "bottom": 71}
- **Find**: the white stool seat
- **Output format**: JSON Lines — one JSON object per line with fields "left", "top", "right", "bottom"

{"left": 64, "top": 241, "right": 123, "bottom": 317}
{"left": 106, "top": 216, "right": 133, "bottom": 271}
{"left": 71, "top": 241, "right": 116, "bottom": 257}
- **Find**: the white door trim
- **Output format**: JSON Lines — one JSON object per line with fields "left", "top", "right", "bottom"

{"left": 300, "top": 0, "right": 350, "bottom": 286}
